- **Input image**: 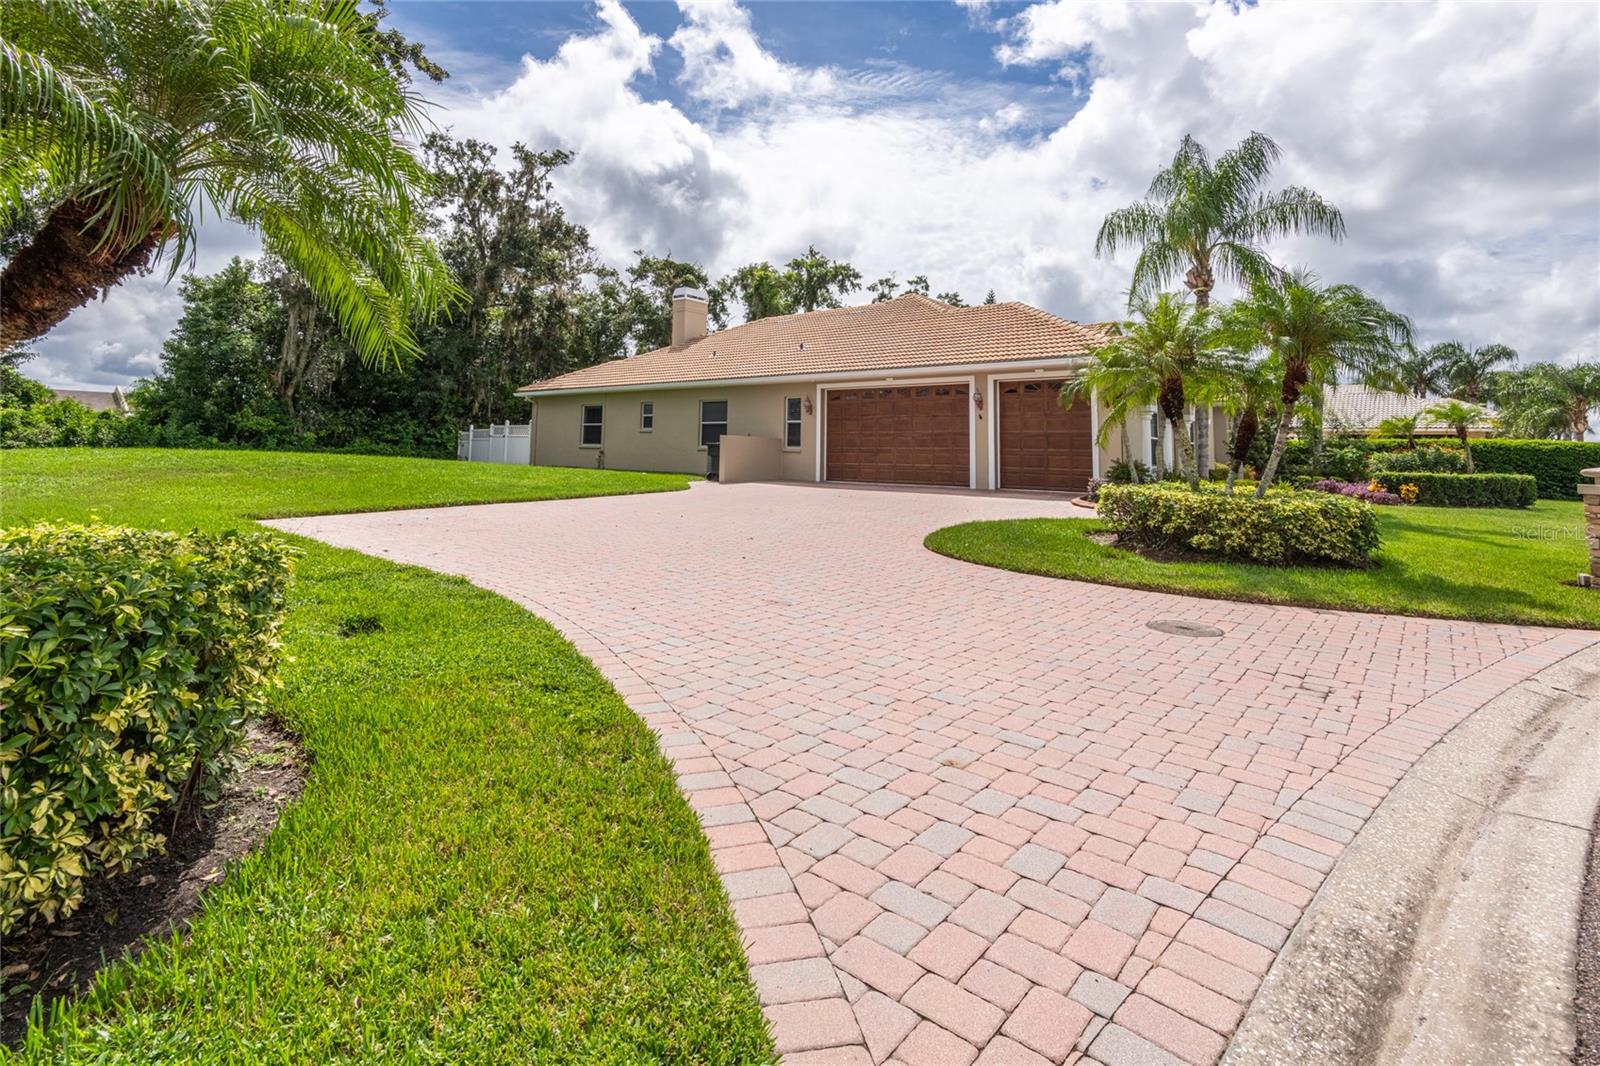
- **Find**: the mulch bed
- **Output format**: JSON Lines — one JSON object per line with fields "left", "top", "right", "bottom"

{"left": 1, "top": 718, "right": 305, "bottom": 1043}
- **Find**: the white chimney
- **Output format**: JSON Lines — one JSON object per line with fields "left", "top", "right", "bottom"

{"left": 671, "top": 286, "right": 708, "bottom": 347}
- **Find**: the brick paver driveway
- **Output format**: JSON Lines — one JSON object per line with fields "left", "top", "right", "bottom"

{"left": 272, "top": 482, "right": 1594, "bottom": 1066}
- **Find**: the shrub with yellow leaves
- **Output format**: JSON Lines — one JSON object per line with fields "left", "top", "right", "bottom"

{"left": 0, "top": 523, "right": 294, "bottom": 933}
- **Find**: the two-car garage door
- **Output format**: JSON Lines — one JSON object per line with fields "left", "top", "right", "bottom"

{"left": 823, "top": 378, "right": 1093, "bottom": 491}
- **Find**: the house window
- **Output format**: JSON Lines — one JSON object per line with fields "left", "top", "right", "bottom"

{"left": 699, "top": 399, "right": 728, "bottom": 448}
{"left": 784, "top": 397, "right": 802, "bottom": 449}
{"left": 580, "top": 403, "right": 603, "bottom": 447}
{"left": 640, "top": 401, "right": 654, "bottom": 432}
{"left": 1149, "top": 412, "right": 1162, "bottom": 468}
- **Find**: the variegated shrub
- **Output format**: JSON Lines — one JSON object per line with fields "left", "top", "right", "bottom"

{"left": 0, "top": 523, "right": 294, "bottom": 932}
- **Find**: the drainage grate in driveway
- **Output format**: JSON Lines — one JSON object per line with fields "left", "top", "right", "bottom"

{"left": 1147, "top": 619, "right": 1225, "bottom": 638}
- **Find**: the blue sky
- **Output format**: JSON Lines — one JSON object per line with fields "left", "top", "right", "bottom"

{"left": 29, "top": 1, "right": 1600, "bottom": 389}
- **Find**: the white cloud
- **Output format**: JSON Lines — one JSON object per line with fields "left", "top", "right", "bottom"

{"left": 26, "top": 0, "right": 1600, "bottom": 386}
{"left": 670, "top": 0, "right": 834, "bottom": 109}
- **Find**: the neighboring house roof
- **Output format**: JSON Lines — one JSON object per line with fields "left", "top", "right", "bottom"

{"left": 50, "top": 386, "right": 129, "bottom": 413}
{"left": 517, "top": 293, "right": 1109, "bottom": 396}
{"left": 1323, "top": 385, "right": 1497, "bottom": 435}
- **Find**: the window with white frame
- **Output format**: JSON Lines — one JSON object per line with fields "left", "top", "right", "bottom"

{"left": 784, "top": 397, "right": 802, "bottom": 449}
{"left": 699, "top": 399, "right": 728, "bottom": 447}
{"left": 1149, "top": 411, "right": 1162, "bottom": 468}
{"left": 580, "top": 403, "right": 603, "bottom": 447}
{"left": 640, "top": 401, "right": 654, "bottom": 432}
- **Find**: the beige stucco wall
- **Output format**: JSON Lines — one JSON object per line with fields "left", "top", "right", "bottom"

{"left": 527, "top": 369, "right": 1173, "bottom": 490}
{"left": 530, "top": 381, "right": 817, "bottom": 480}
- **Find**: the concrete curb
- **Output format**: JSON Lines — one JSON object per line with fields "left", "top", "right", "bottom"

{"left": 1223, "top": 644, "right": 1600, "bottom": 1066}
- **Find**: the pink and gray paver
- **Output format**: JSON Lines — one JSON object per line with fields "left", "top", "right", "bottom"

{"left": 271, "top": 482, "right": 1597, "bottom": 1066}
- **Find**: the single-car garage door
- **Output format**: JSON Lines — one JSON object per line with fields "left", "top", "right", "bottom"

{"left": 997, "top": 379, "right": 1093, "bottom": 492}
{"left": 825, "top": 384, "right": 969, "bottom": 486}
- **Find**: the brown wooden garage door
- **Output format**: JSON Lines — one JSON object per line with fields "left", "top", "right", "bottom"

{"left": 825, "top": 385, "right": 969, "bottom": 486}
{"left": 997, "top": 379, "right": 1094, "bottom": 491}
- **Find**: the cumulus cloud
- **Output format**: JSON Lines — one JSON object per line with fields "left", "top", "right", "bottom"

{"left": 670, "top": 0, "right": 835, "bottom": 109}
{"left": 27, "top": 0, "right": 1600, "bottom": 386}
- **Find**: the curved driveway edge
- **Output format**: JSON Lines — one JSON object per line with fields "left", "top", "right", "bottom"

{"left": 1224, "top": 644, "right": 1600, "bottom": 1066}
{"left": 268, "top": 482, "right": 1599, "bottom": 1066}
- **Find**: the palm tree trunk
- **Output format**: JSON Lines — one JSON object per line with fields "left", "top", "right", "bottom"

{"left": 1226, "top": 404, "right": 1259, "bottom": 496}
{"left": 1166, "top": 414, "right": 1199, "bottom": 489}
{"left": 1459, "top": 426, "right": 1474, "bottom": 472}
{"left": 1255, "top": 403, "right": 1299, "bottom": 497}
{"left": 1118, "top": 420, "right": 1139, "bottom": 483}
{"left": 0, "top": 196, "right": 168, "bottom": 350}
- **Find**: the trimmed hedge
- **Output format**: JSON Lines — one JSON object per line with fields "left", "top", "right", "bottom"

{"left": 1456, "top": 440, "right": 1600, "bottom": 500}
{"left": 1368, "top": 471, "right": 1537, "bottom": 509}
{"left": 1286, "top": 437, "right": 1600, "bottom": 499}
{"left": 1096, "top": 483, "right": 1380, "bottom": 566}
{"left": 0, "top": 523, "right": 295, "bottom": 933}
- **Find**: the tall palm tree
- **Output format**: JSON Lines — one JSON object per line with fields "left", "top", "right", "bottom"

{"left": 1, "top": 0, "right": 458, "bottom": 365}
{"left": 1221, "top": 270, "right": 1412, "bottom": 496}
{"left": 1095, "top": 131, "right": 1344, "bottom": 471}
{"left": 1062, "top": 292, "right": 1227, "bottom": 490}
{"left": 1429, "top": 341, "right": 1518, "bottom": 402}
{"left": 1423, "top": 400, "right": 1487, "bottom": 472}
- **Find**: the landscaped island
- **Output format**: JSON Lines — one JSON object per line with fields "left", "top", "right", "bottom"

{"left": 926, "top": 499, "right": 1595, "bottom": 629}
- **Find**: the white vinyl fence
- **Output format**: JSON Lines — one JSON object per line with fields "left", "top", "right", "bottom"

{"left": 457, "top": 421, "right": 531, "bottom": 464}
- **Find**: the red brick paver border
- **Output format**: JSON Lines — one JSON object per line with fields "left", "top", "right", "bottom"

{"left": 272, "top": 482, "right": 1596, "bottom": 1065}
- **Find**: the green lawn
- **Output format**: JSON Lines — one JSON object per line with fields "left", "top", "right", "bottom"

{"left": 1, "top": 449, "right": 773, "bottom": 1064}
{"left": 926, "top": 500, "right": 1598, "bottom": 629}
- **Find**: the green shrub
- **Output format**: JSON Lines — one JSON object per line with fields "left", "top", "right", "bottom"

{"left": 1368, "top": 471, "right": 1537, "bottom": 508}
{"left": 1459, "top": 440, "right": 1600, "bottom": 500}
{"left": 0, "top": 523, "right": 295, "bottom": 933}
{"left": 1096, "top": 483, "right": 1380, "bottom": 566}
{"left": 1370, "top": 446, "right": 1467, "bottom": 473}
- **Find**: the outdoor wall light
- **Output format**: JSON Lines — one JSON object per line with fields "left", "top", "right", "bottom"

{"left": 973, "top": 392, "right": 985, "bottom": 415}
{"left": 804, "top": 397, "right": 814, "bottom": 415}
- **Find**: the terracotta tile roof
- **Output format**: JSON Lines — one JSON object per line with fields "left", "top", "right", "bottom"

{"left": 1324, "top": 385, "right": 1498, "bottom": 434}
{"left": 517, "top": 294, "right": 1109, "bottom": 395}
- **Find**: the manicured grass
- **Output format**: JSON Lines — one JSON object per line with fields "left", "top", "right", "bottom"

{"left": 1, "top": 449, "right": 773, "bottom": 1063}
{"left": 926, "top": 500, "right": 1599, "bottom": 629}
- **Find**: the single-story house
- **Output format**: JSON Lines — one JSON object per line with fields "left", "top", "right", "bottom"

{"left": 1322, "top": 385, "right": 1497, "bottom": 437}
{"left": 516, "top": 289, "right": 1224, "bottom": 492}
{"left": 49, "top": 385, "right": 129, "bottom": 413}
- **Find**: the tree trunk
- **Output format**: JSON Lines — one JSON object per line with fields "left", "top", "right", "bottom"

{"left": 1118, "top": 420, "right": 1139, "bottom": 483}
{"left": 1256, "top": 365, "right": 1307, "bottom": 497}
{"left": 1157, "top": 376, "right": 1198, "bottom": 489}
{"left": 1459, "top": 426, "right": 1474, "bottom": 472}
{"left": 1173, "top": 415, "right": 1199, "bottom": 489}
{"left": 1255, "top": 401, "right": 1299, "bottom": 497}
{"left": 0, "top": 196, "right": 168, "bottom": 350}
{"left": 1226, "top": 404, "right": 1259, "bottom": 495}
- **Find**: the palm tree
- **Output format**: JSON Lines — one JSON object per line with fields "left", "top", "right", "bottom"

{"left": 1423, "top": 400, "right": 1487, "bottom": 472}
{"left": 1218, "top": 354, "right": 1280, "bottom": 494}
{"left": 1374, "top": 414, "right": 1420, "bottom": 449}
{"left": 1491, "top": 362, "right": 1600, "bottom": 440}
{"left": 1221, "top": 270, "right": 1413, "bottom": 496}
{"left": 1429, "top": 341, "right": 1518, "bottom": 402}
{"left": 1, "top": 0, "right": 458, "bottom": 365}
{"left": 1062, "top": 292, "right": 1227, "bottom": 490}
{"left": 1095, "top": 131, "right": 1344, "bottom": 472}
{"left": 1377, "top": 343, "right": 1447, "bottom": 398}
